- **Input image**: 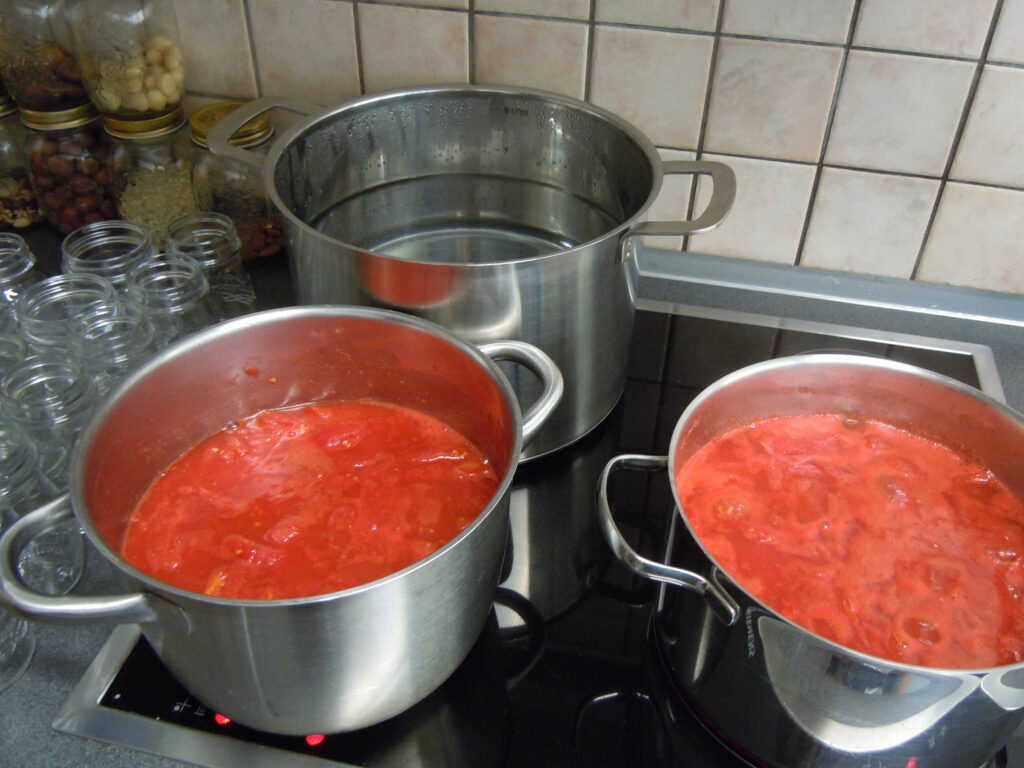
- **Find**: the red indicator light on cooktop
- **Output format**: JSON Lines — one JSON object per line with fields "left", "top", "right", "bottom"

{"left": 906, "top": 759, "right": 917, "bottom": 768}
{"left": 214, "top": 713, "right": 232, "bottom": 726}
{"left": 305, "top": 734, "right": 325, "bottom": 747}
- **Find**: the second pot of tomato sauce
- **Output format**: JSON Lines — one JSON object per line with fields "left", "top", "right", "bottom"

{"left": 0, "top": 305, "right": 562, "bottom": 735}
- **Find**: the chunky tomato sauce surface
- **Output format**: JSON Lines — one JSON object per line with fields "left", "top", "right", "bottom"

{"left": 675, "top": 413, "right": 1024, "bottom": 669}
{"left": 121, "top": 399, "right": 499, "bottom": 599}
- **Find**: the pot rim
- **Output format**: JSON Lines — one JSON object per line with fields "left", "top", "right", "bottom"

{"left": 69, "top": 304, "right": 525, "bottom": 608}
{"left": 666, "top": 352, "right": 1024, "bottom": 675}
{"left": 261, "top": 83, "right": 666, "bottom": 267}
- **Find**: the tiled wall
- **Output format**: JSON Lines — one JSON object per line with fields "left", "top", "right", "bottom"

{"left": 174, "top": 0, "right": 1024, "bottom": 296}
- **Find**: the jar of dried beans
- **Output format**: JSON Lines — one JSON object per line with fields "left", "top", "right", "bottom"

{"left": 0, "top": 0, "right": 89, "bottom": 112}
{"left": 23, "top": 103, "right": 118, "bottom": 235}
{"left": 190, "top": 101, "right": 285, "bottom": 262}
{"left": 106, "top": 115, "right": 197, "bottom": 247}
{"left": 65, "top": 0, "right": 186, "bottom": 127}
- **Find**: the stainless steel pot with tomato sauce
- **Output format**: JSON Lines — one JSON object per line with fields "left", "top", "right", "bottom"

{"left": 0, "top": 306, "right": 562, "bottom": 735}
{"left": 599, "top": 354, "right": 1024, "bottom": 768}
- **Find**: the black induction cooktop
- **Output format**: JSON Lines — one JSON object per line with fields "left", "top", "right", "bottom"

{"left": 52, "top": 299, "right": 1016, "bottom": 768}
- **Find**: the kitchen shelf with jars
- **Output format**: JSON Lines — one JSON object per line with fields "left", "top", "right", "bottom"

{"left": 0, "top": 0, "right": 284, "bottom": 266}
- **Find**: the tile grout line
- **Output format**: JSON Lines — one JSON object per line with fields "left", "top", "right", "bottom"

{"left": 352, "top": 1, "right": 367, "bottom": 95}
{"left": 792, "top": 0, "right": 862, "bottom": 268}
{"left": 583, "top": 0, "right": 597, "bottom": 102}
{"left": 240, "top": 0, "right": 263, "bottom": 98}
{"left": 467, "top": 0, "right": 476, "bottom": 84}
{"left": 909, "top": 0, "right": 1004, "bottom": 281}
{"left": 680, "top": 0, "right": 725, "bottom": 254}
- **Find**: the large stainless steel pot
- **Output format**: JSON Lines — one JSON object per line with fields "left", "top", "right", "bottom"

{"left": 207, "top": 85, "right": 735, "bottom": 460}
{"left": 0, "top": 306, "right": 562, "bottom": 735}
{"left": 598, "top": 354, "right": 1024, "bottom": 768}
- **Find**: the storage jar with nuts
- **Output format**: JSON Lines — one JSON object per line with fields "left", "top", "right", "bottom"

{"left": 0, "top": 0, "right": 90, "bottom": 112}
{"left": 65, "top": 0, "right": 186, "bottom": 125}
{"left": 190, "top": 101, "right": 285, "bottom": 262}
{"left": 23, "top": 104, "right": 118, "bottom": 235}
{"left": 0, "top": 87, "right": 43, "bottom": 229}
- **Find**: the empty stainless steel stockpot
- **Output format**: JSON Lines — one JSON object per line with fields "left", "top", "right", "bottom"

{"left": 208, "top": 85, "right": 735, "bottom": 460}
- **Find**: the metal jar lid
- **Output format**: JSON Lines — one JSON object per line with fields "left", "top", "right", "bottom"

{"left": 20, "top": 103, "right": 100, "bottom": 132}
{"left": 102, "top": 104, "right": 186, "bottom": 139}
{"left": 188, "top": 101, "right": 273, "bottom": 149}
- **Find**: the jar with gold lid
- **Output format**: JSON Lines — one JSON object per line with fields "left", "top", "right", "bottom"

{"left": 107, "top": 113, "right": 197, "bottom": 247}
{"left": 0, "top": 85, "right": 43, "bottom": 229}
{"left": 64, "top": 0, "right": 186, "bottom": 126}
{"left": 0, "top": 0, "right": 89, "bottom": 112}
{"left": 190, "top": 101, "right": 285, "bottom": 261}
{"left": 23, "top": 103, "right": 118, "bottom": 234}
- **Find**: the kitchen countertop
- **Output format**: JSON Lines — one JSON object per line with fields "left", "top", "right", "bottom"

{"left": 1, "top": 237, "right": 1022, "bottom": 768}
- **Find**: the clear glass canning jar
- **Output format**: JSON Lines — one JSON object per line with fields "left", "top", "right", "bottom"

{"left": 14, "top": 271, "right": 120, "bottom": 353}
{"left": 66, "top": 302, "right": 156, "bottom": 396}
{"left": 0, "top": 232, "right": 43, "bottom": 331}
{"left": 189, "top": 101, "right": 284, "bottom": 262}
{"left": 165, "top": 211, "right": 256, "bottom": 320}
{"left": 123, "top": 251, "right": 213, "bottom": 350}
{"left": 0, "top": 92, "right": 43, "bottom": 230}
{"left": 0, "top": 422, "right": 83, "bottom": 596}
{"left": 61, "top": 218, "right": 153, "bottom": 291}
{"left": 0, "top": 332, "right": 27, "bottom": 374}
{"left": 22, "top": 104, "right": 119, "bottom": 234}
{"left": 65, "top": 0, "right": 186, "bottom": 126}
{"left": 0, "top": 0, "right": 89, "bottom": 112}
{"left": 107, "top": 117, "right": 197, "bottom": 247}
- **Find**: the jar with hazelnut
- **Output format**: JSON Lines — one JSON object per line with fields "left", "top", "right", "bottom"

{"left": 22, "top": 103, "right": 118, "bottom": 235}
{"left": 0, "top": 0, "right": 90, "bottom": 112}
{"left": 190, "top": 101, "right": 285, "bottom": 262}
{"left": 106, "top": 115, "right": 198, "bottom": 247}
{"left": 64, "top": 0, "right": 186, "bottom": 126}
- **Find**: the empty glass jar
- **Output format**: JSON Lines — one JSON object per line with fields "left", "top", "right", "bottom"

{"left": 123, "top": 252, "right": 213, "bottom": 349}
{"left": 0, "top": 232, "right": 43, "bottom": 332}
{"left": 14, "top": 271, "right": 120, "bottom": 353}
{"left": 61, "top": 218, "right": 153, "bottom": 292}
{"left": 66, "top": 303, "right": 156, "bottom": 396}
{"left": 165, "top": 211, "right": 256, "bottom": 320}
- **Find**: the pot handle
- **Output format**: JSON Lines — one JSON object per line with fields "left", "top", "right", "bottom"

{"left": 597, "top": 454, "right": 739, "bottom": 626}
{"left": 623, "top": 160, "right": 737, "bottom": 239}
{"left": 0, "top": 495, "right": 190, "bottom": 634}
{"left": 207, "top": 97, "right": 324, "bottom": 167}
{"left": 478, "top": 340, "right": 564, "bottom": 451}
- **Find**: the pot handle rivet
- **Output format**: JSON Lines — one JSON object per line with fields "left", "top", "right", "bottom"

{"left": 597, "top": 453, "right": 740, "bottom": 626}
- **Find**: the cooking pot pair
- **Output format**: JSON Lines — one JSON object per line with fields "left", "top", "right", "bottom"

{"left": 599, "top": 354, "right": 1024, "bottom": 768}
{"left": 207, "top": 85, "right": 736, "bottom": 460}
{"left": 0, "top": 306, "right": 562, "bottom": 735}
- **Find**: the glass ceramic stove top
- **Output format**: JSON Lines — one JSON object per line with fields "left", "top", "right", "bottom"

{"left": 51, "top": 300, "right": 1019, "bottom": 768}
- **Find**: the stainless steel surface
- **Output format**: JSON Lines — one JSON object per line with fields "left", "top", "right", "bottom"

{"left": 601, "top": 353, "right": 1024, "bottom": 768}
{"left": 0, "top": 306, "right": 561, "bottom": 736}
{"left": 209, "top": 87, "right": 734, "bottom": 459}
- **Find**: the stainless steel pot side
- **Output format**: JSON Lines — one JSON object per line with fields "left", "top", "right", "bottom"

{"left": 0, "top": 306, "right": 563, "bottom": 735}
{"left": 598, "top": 354, "right": 1024, "bottom": 768}
{"left": 207, "top": 85, "right": 736, "bottom": 460}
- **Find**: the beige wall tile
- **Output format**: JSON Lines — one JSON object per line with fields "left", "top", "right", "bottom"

{"left": 801, "top": 169, "right": 939, "bottom": 278}
{"left": 474, "top": 16, "right": 587, "bottom": 99}
{"left": 476, "top": 0, "right": 590, "bottom": 20}
{"left": 825, "top": 51, "right": 973, "bottom": 176}
{"left": 595, "top": 0, "right": 719, "bottom": 31}
{"left": 723, "top": 0, "right": 855, "bottom": 43}
{"left": 690, "top": 155, "right": 816, "bottom": 264}
{"left": 704, "top": 39, "right": 841, "bottom": 163}
{"left": 173, "top": 0, "right": 257, "bottom": 98}
{"left": 358, "top": 5, "right": 468, "bottom": 93}
{"left": 989, "top": 0, "right": 1024, "bottom": 65}
{"left": 248, "top": 0, "right": 359, "bottom": 105}
{"left": 641, "top": 149, "right": 697, "bottom": 250}
{"left": 590, "top": 26, "right": 712, "bottom": 148}
{"left": 951, "top": 66, "right": 1024, "bottom": 188}
{"left": 382, "top": 0, "right": 469, "bottom": 8}
{"left": 917, "top": 183, "right": 1024, "bottom": 294}
{"left": 855, "top": 0, "right": 997, "bottom": 58}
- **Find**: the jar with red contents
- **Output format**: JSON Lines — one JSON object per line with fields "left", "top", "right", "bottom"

{"left": 22, "top": 103, "right": 118, "bottom": 234}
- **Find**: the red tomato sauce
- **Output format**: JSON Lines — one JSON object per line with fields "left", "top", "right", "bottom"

{"left": 675, "top": 413, "right": 1024, "bottom": 669}
{"left": 121, "top": 399, "right": 500, "bottom": 600}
